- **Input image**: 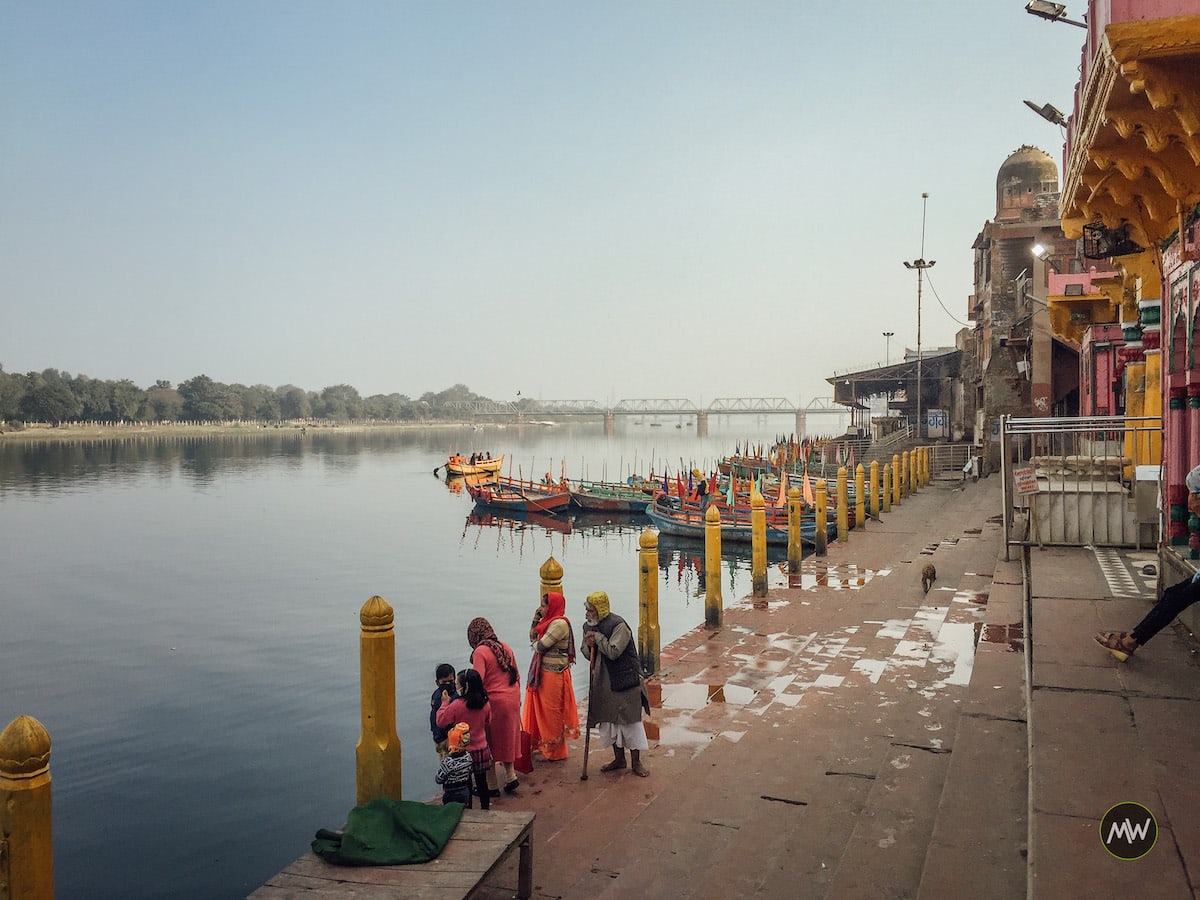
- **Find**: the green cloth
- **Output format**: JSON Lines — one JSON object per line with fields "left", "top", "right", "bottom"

{"left": 312, "top": 798, "right": 464, "bottom": 866}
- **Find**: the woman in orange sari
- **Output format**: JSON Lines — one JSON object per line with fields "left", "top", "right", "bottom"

{"left": 521, "top": 591, "right": 580, "bottom": 761}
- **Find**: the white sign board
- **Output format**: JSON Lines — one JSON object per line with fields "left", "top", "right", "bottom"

{"left": 1013, "top": 465, "right": 1039, "bottom": 495}
{"left": 924, "top": 408, "right": 948, "bottom": 439}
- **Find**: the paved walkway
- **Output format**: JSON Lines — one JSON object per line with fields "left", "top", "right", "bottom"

{"left": 256, "top": 473, "right": 1200, "bottom": 898}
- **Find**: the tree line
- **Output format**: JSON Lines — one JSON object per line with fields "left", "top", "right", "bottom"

{"left": 0, "top": 364, "right": 497, "bottom": 425}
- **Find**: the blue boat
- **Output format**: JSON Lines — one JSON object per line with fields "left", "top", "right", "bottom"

{"left": 644, "top": 499, "right": 832, "bottom": 548}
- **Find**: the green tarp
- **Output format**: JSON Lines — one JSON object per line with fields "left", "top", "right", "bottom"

{"left": 312, "top": 798, "right": 464, "bottom": 866}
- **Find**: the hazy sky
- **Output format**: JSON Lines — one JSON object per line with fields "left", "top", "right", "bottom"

{"left": 2, "top": 2, "right": 1085, "bottom": 406}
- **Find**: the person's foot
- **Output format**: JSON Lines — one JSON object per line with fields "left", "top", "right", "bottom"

{"left": 504, "top": 779, "right": 519, "bottom": 794}
{"left": 599, "top": 759, "right": 626, "bottom": 772}
{"left": 488, "top": 788, "right": 501, "bottom": 798}
{"left": 1094, "top": 631, "right": 1136, "bottom": 662}
{"left": 631, "top": 762, "right": 650, "bottom": 777}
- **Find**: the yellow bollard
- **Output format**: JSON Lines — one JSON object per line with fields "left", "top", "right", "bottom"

{"left": 638, "top": 528, "right": 660, "bottom": 675}
{"left": 539, "top": 555, "right": 563, "bottom": 602}
{"left": 883, "top": 463, "right": 892, "bottom": 512}
{"left": 815, "top": 479, "right": 828, "bottom": 556}
{"left": 836, "top": 466, "right": 848, "bottom": 543}
{"left": 356, "top": 595, "right": 402, "bottom": 805}
{"left": 892, "top": 454, "right": 902, "bottom": 506}
{"left": 923, "top": 447, "right": 931, "bottom": 486}
{"left": 751, "top": 489, "right": 767, "bottom": 602}
{"left": 870, "top": 460, "right": 881, "bottom": 519}
{"left": 899, "top": 451, "right": 908, "bottom": 498}
{"left": 855, "top": 464, "right": 866, "bottom": 531}
{"left": 787, "top": 485, "right": 802, "bottom": 573}
{"left": 0, "top": 715, "right": 54, "bottom": 900}
{"left": 704, "top": 504, "right": 723, "bottom": 628}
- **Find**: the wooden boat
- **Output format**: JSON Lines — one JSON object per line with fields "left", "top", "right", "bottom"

{"left": 644, "top": 498, "right": 832, "bottom": 548}
{"left": 467, "top": 475, "right": 571, "bottom": 514}
{"left": 445, "top": 453, "right": 504, "bottom": 476}
{"left": 569, "top": 479, "right": 661, "bottom": 513}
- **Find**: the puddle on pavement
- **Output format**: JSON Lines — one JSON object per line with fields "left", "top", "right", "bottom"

{"left": 975, "top": 621, "right": 1024, "bottom": 652}
{"left": 795, "top": 564, "right": 887, "bottom": 590}
{"left": 660, "top": 681, "right": 759, "bottom": 710}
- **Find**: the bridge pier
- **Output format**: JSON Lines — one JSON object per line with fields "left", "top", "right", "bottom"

{"left": 695, "top": 411, "right": 709, "bottom": 437}
{"left": 604, "top": 411, "right": 615, "bottom": 436}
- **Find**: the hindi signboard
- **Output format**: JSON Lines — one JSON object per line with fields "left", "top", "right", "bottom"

{"left": 1012, "top": 465, "right": 1038, "bottom": 495}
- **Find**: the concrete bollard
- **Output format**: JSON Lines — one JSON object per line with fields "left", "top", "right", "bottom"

{"left": 0, "top": 714, "right": 54, "bottom": 900}
{"left": 787, "top": 485, "right": 802, "bottom": 573}
{"left": 855, "top": 464, "right": 866, "bottom": 531}
{"left": 356, "top": 595, "right": 403, "bottom": 805}
{"left": 704, "top": 504, "right": 723, "bottom": 628}
{"left": 539, "top": 555, "right": 564, "bottom": 603}
{"left": 870, "top": 460, "right": 881, "bottom": 519}
{"left": 923, "top": 446, "right": 930, "bottom": 486}
{"left": 815, "top": 479, "right": 828, "bottom": 556}
{"left": 883, "top": 463, "right": 892, "bottom": 513}
{"left": 638, "top": 528, "right": 660, "bottom": 675}
{"left": 836, "top": 466, "right": 848, "bottom": 543}
{"left": 900, "top": 451, "right": 909, "bottom": 498}
{"left": 751, "top": 489, "right": 767, "bottom": 603}
{"left": 892, "top": 454, "right": 902, "bottom": 506}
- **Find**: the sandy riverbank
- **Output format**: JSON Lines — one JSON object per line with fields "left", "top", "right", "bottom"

{"left": 0, "top": 421, "right": 457, "bottom": 443}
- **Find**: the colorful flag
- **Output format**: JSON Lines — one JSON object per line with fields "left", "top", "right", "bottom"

{"left": 776, "top": 471, "right": 788, "bottom": 508}
{"left": 803, "top": 472, "right": 815, "bottom": 506}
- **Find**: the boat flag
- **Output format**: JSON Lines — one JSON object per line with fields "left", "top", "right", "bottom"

{"left": 725, "top": 473, "right": 736, "bottom": 507}
{"left": 676, "top": 473, "right": 685, "bottom": 499}
{"left": 663, "top": 470, "right": 669, "bottom": 493}
{"left": 803, "top": 472, "right": 815, "bottom": 506}
{"left": 776, "top": 471, "right": 788, "bottom": 508}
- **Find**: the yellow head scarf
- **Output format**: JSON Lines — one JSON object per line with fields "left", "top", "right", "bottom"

{"left": 586, "top": 590, "right": 610, "bottom": 620}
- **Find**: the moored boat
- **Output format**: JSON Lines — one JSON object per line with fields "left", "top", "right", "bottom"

{"left": 569, "top": 479, "right": 661, "bottom": 513}
{"left": 644, "top": 497, "right": 832, "bottom": 548}
{"left": 467, "top": 475, "right": 571, "bottom": 514}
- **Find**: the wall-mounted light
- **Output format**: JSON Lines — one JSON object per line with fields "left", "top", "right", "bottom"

{"left": 1023, "top": 99, "right": 1067, "bottom": 126}
{"left": 1031, "top": 243, "right": 1051, "bottom": 262}
{"left": 1025, "top": 1, "right": 1086, "bottom": 28}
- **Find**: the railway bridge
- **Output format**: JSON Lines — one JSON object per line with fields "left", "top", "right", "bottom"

{"left": 443, "top": 396, "right": 848, "bottom": 436}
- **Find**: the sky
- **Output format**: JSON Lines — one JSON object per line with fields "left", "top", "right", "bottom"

{"left": 1, "top": 1, "right": 1088, "bottom": 408}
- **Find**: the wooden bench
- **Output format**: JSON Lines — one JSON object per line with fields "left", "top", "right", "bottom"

{"left": 249, "top": 809, "right": 534, "bottom": 899}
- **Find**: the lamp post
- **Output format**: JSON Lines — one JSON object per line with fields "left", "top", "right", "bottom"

{"left": 883, "top": 331, "right": 894, "bottom": 366}
{"left": 903, "top": 193, "right": 935, "bottom": 439}
{"left": 1024, "top": 1, "right": 1086, "bottom": 28}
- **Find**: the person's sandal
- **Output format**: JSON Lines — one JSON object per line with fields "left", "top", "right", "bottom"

{"left": 1094, "top": 631, "right": 1134, "bottom": 662}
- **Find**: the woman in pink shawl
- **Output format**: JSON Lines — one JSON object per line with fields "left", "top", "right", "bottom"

{"left": 467, "top": 616, "right": 522, "bottom": 794}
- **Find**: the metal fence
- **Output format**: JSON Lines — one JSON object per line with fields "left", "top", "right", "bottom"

{"left": 1000, "top": 415, "right": 1161, "bottom": 554}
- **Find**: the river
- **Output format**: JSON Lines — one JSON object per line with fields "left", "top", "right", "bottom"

{"left": 0, "top": 418, "right": 809, "bottom": 898}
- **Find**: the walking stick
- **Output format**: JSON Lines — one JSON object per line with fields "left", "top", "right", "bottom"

{"left": 581, "top": 651, "right": 596, "bottom": 781}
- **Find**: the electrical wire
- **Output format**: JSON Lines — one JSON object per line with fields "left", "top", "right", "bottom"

{"left": 922, "top": 270, "right": 972, "bottom": 328}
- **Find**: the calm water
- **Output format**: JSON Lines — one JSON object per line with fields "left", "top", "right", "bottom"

{"left": 0, "top": 419, "right": 805, "bottom": 899}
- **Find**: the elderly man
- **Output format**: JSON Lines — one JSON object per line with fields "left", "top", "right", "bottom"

{"left": 581, "top": 590, "right": 650, "bottom": 777}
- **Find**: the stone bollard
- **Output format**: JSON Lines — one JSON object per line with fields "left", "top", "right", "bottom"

{"left": 883, "top": 463, "right": 892, "bottom": 513}
{"left": 638, "top": 528, "right": 660, "bottom": 675}
{"left": 539, "top": 556, "right": 563, "bottom": 602}
{"left": 704, "top": 504, "right": 723, "bottom": 629}
{"left": 787, "top": 485, "right": 802, "bottom": 573}
{"left": 0, "top": 715, "right": 54, "bottom": 900}
{"left": 751, "top": 489, "right": 767, "bottom": 603}
{"left": 855, "top": 464, "right": 866, "bottom": 531}
{"left": 836, "top": 466, "right": 848, "bottom": 543}
{"left": 923, "top": 446, "right": 930, "bottom": 486}
{"left": 892, "top": 454, "right": 902, "bottom": 506}
{"left": 815, "top": 479, "right": 828, "bottom": 556}
{"left": 356, "top": 595, "right": 403, "bottom": 805}
{"left": 870, "top": 460, "right": 881, "bottom": 519}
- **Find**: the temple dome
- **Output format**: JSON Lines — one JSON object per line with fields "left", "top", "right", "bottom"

{"left": 996, "top": 145, "right": 1059, "bottom": 219}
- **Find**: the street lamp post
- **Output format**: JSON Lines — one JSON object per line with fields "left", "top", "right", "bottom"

{"left": 883, "top": 331, "right": 894, "bottom": 366}
{"left": 903, "top": 193, "right": 935, "bottom": 440}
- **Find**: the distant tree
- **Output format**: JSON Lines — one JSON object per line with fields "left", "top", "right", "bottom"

{"left": 110, "top": 380, "right": 144, "bottom": 421}
{"left": 316, "top": 384, "right": 364, "bottom": 421}
{"left": 20, "top": 380, "right": 82, "bottom": 423}
{"left": 277, "top": 385, "right": 311, "bottom": 420}
{"left": 178, "top": 375, "right": 225, "bottom": 421}
{"left": 0, "top": 366, "right": 25, "bottom": 420}
{"left": 146, "top": 383, "right": 184, "bottom": 421}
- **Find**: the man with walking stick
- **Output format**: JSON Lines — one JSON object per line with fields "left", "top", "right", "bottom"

{"left": 581, "top": 590, "right": 651, "bottom": 777}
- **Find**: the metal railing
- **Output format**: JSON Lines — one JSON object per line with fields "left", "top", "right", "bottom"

{"left": 1000, "top": 415, "right": 1161, "bottom": 555}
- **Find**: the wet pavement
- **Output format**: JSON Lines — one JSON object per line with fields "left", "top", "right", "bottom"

{"left": 261, "top": 470, "right": 1200, "bottom": 898}
{"left": 468, "top": 473, "right": 1036, "bottom": 899}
